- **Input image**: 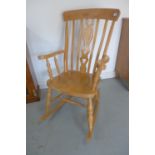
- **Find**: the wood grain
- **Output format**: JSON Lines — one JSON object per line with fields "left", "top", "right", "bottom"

{"left": 116, "top": 18, "right": 129, "bottom": 81}
{"left": 46, "top": 59, "right": 53, "bottom": 80}
{"left": 64, "top": 21, "right": 69, "bottom": 72}
{"left": 88, "top": 19, "right": 99, "bottom": 73}
{"left": 54, "top": 56, "right": 61, "bottom": 75}
{"left": 93, "top": 20, "right": 108, "bottom": 73}
{"left": 64, "top": 8, "right": 120, "bottom": 21}
{"left": 38, "top": 50, "right": 64, "bottom": 60}
{"left": 76, "top": 19, "right": 83, "bottom": 71}
{"left": 80, "top": 20, "right": 94, "bottom": 73}
{"left": 71, "top": 20, "right": 75, "bottom": 70}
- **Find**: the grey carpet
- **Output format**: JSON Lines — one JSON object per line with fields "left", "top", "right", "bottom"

{"left": 26, "top": 78, "right": 129, "bottom": 155}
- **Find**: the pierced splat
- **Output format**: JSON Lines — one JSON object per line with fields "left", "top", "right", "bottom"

{"left": 80, "top": 20, "right": 94, "bottom": 73}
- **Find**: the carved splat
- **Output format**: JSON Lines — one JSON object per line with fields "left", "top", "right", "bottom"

{"left": 80, "top": 20, "right": 94, "bottom": 73}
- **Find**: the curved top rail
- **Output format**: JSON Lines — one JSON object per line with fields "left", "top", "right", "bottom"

{"left": 63, "top": 8, "right": 120, "bottom": 21}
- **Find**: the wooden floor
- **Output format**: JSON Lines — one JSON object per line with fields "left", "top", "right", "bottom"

{"left": 26, "top": 78, "right": 129, "bottom": 155}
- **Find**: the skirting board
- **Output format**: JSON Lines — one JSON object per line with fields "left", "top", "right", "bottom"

{"left": 39, "top": 71, "right": 116, "bottom": 89}
{"left": 100, "top": 70, "right": 116, "bottom": 79}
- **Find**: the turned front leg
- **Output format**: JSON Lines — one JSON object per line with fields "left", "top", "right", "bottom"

{"left": 45, "top": 86, "right": 52, "bottom": 113}
{"left": 87, "top": 98, "right": 94, "bottom": 140}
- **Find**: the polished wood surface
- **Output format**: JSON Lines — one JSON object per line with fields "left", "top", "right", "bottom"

{"left": 38, "top": 50, "right": 64, "bottom": 60}
{"left": 116, "top": 18, "right": 129, "bottom": 81}
{"left": 26, "top": 60, "right": 40, "bottom": 103}
{"left": 71, "top": 20, "right": 75, "bottom": 70}
{"left": 38, "top": 8, "right": 120, "bottom": 141}
{"left": 63, "top": 8, "right": 120, "bottom": 21}
{"left": 47, "top": 71, "right": 95, "bottom": 98}
{"left": 76, "top": 19, "right": 83, "bottom": 71}
{"left": 27, "top": 44, "right": 40, "bottom": 103}
{"left": 88, "top": 19, "right": 99, "bottom": 72}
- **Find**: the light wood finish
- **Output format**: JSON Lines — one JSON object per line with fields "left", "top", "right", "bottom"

{"left": 46, "top": 59, "right": 53, "bottom": 80}
{"left": 63, "top": 98, "right": 86, "bottom": 108}
{"left": 54, "top": 56, "right": 61, "bottom": 75}
{"left": 92, "top": 55, "right": 110, "bottom": 90}
{"left": 40, "top": 96, "right": 72, "bottom": 122}
{"left": 103, "top": 21, "right": 115, "bottom": 56}
{"left": 76, "top": 19, "right": 83, "bottom": 71}
{"left": 45, "top": 86, "right": 52, "bottom": 113}
{"left": 64, "top": 22, "right": 69, "bottom": 72}
{"left": 87, "top": 98, "right": 94, "bottom": 140}
{"left": 93, "top": 20, "right": 108, "bottom": 73}
{"left": 50, "top": 93, "right": 63, "bottom": 102}
{"left": 64, "top": 8, "right": 120, "bottom": 21}
{"left": 71, "top": 20, "right": 75, "bottom": 70}
{"left": 38, "top": 8, "right": 120, "bottom": 141}
{"left": 40, "top": 100, "right": 65, "bottom": 122}
{"left": 47, "top": 71, "right": 95, "bottom": 98}
{"left": 93, "top": 90, "right": 100, "bottom": 128}
{"left": 38, "top": 50, "right": 64, "bottom": 60}
{"left": 88, "top": 19, "right": 99, "bottom": 72}
{"left": 80, "top": 20, "right": 94, "bottom": 73}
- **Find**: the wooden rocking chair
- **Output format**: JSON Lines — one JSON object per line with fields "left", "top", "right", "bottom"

{"left": 38, "top": 8, "right": 120, "bottom": 140}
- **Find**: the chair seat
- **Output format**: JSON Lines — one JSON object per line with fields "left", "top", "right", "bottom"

{"left": 47, "top": 71, "right": 96, "bottom": 98}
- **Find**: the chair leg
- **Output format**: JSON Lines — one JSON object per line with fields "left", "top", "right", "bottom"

{"left": 45, "top": 86, "right": 52, "bottom": 113}
{"left": 40, "top": 99, "right": 65, "bottom": 122}
{"left": 93, "top": 90, "right": 100, "bottom": 128}
{"left": 86, "top": 91, "right": 100, "bottom": 141}
{"left": 40, "top": 86, "right": 52, "bottom": 122}
{"left": 40, "top": 87, "right": 65, "bottom": 122}
{"left": 87, "top": 98, "right": 94, "bottom": 141}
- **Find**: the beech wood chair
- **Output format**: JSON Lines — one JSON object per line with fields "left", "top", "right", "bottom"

{"left": 38, "top": 8, "right": 120, "bottom": 140}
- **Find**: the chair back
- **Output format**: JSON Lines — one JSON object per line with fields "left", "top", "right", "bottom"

{"left": 63, "top": 8, "right": 120, "bottom": 89}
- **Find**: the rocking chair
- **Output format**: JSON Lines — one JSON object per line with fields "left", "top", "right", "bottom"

{"left": 38, "top": 8, "right": 120, "bottom": 140}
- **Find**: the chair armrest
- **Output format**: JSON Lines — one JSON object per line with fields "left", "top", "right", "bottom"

{"left": 38, "top": 50, "right": 64, "bottom": 60}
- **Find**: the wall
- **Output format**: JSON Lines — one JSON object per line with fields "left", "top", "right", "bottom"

{"left": 26, "top": 0, "right": 129, "bottom": 89}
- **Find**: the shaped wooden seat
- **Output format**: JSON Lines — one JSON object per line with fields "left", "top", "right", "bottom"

{"left": 47, "top": 71, "right": 95, "bottom": 98}
{"left": 38, "top": 8, "right": 120, "bottom": 141}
